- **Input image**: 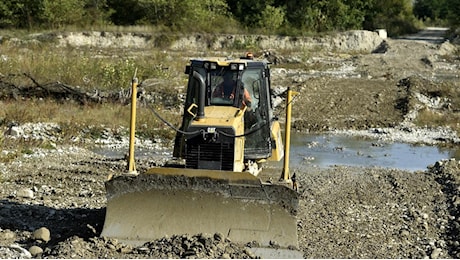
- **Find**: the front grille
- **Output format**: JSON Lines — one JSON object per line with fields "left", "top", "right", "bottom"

{"left": 185, "top": 133, "right": 235, "bottom": 171}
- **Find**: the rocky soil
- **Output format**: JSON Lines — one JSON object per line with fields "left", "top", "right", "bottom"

{"left": 1, "top": 28, "right": 459, "bottom": 258}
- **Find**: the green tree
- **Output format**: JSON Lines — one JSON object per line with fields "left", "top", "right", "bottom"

{"left": 107, "top": 0, "right": 142, "bottom": 25}
{"left": 280, "top": 0, "right": 369, "bottom": 33}
{"left": 138, "top": 0, "right": 231, "bottom": 31}
{"left": 257, "top": 5, "right": 285, "bottom": 31}
{"left": 107, "top": 0, "right": 232, "bottom": 32}
{"left": 279, "top": 0, "right": 317, "bottom": 32}
{"left": 0, "top": 1, "right": 15, "bottom": 28}
{"left": 83, "top": 0, "right": 113, "bottom": 26}
{"left": 413, "top": 0, "right": 449, "bottom": 24}
{"left": 318, "top": 0, "right": 361, "bottom": 31}
{"left": 342, "top": 0, "right": 372, "bottom": 29}
{"left": 0, "top": 0, "right": 43, "bottom": 29}
{"left": 41, "top": 0, "right": 85, "bottom": 28}
{"left": 413, "top": 0, "right": 435, "bottom": 21}
{"left": 227, "top": 0, "right": 275, "bottom": 28}
{"left": 369, "top": 0, "right": 419, "bottom": 35}
{"left": 446, "top": 0, "right": 460, "bottom": 26}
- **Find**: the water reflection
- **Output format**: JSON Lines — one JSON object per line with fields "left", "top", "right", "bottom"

{"left": 289, "top": 132, "right": 458, "bottom": 171}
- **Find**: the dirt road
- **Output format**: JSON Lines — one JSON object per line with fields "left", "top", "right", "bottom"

{"left": 397, "top": 27, "right": 450, "bottom": 43}
{"left": 0, "top": 28, "right": 459, "bottom": 258}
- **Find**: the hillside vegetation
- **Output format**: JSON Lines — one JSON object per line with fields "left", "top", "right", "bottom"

{"left": 0, "top": 0, "right": 459, "bottom": 36}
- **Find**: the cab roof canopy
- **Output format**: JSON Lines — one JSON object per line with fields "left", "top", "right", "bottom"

{"left": 189, "top": 57, "right": 269, "bottom": 69}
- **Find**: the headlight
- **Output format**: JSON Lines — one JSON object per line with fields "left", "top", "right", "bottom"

{"left": 204, "top": 62, "right": 218, "bottom": 70}
{"left": 230, "top": 63, "right": 245, "bottom": 71}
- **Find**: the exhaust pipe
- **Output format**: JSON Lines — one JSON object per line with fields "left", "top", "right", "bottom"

{"left": 193, "top": 71, "right": 206, "bottom": 120}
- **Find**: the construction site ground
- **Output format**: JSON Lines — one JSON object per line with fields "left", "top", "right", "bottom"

{"left": 0, "top": 28, "right": 459, "bottom": 258}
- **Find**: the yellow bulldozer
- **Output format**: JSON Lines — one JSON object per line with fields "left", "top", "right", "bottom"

{"left": 101, "top": 53, "right": 300, "bottom": 257}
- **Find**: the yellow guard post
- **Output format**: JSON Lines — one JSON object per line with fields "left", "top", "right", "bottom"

{"left": 128, "top": 70, "right": 138, "bottom": 174}
{"left": 281, "top": 87, "right": 299, "bottom": 182}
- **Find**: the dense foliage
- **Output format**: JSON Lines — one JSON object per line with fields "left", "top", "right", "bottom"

{"left": 0, "top": 0, "right": 458, "bottom": 35}
{"left": 413, "top": 0, "right": 460, "bottom": 26}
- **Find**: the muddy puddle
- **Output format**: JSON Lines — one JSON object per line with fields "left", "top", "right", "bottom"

{"left": 288, "top": 132, "right": 459, "bottom": 171}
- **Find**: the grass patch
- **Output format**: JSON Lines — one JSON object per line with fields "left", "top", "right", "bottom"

{"left": 0, "top": 140, "right": 57, "bottom": 165}
{"left": 0, "top": 35, "right": 190, "bottom": 144}
{"left": 0, "top": 99, "right": 181, "bottom": 143}
{"left": 21, "top": 148, "right": 34, "bottom": 155}
{"left": 0, "top": 40, "right": 183, "bottom": 92}
{"left": 0, "top": 150, "right": 19, "bottom": 163}
{"left": 408, "top": 77, "right": 460, "bottom": 136}
{"left": 414, "top": 108, "right": 460, "bottom": 135}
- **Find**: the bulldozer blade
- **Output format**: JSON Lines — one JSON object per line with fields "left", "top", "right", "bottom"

{"left": 101, "top": 167, "right": 299, "bottom": 249}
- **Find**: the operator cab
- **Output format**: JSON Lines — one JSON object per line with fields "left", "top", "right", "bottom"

{"left": 174, "top": 55, "right": 276, "bottom": 162}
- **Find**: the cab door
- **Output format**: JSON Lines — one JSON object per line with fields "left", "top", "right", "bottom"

{"left": 241, "top": 64, "right": 272, "bottom": 160}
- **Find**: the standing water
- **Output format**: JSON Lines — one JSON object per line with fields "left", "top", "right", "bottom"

{"left": 288, "top": 132, "right": 459, "bottom": 171}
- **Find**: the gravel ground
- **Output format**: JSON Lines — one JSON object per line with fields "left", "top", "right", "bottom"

{"left": 0, "top": 144, "right": 459, "bottom": 259}
{"left": 0, "top": 28, "right": 459, "bottom": 258}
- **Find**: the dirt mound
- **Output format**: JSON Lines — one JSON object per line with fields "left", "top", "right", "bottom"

{"left": 45, "top": 234, "right": 256, "bottom": 259}
{"left": 296, "top": 159, "right": 460, "bottom": 258}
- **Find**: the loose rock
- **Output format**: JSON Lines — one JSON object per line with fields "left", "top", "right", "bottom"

{"left": 16, "top": 188, "right": 34, "bottom": 199}
{"left": 33, "top": 227, "right": 51, "bottom": 242}
{"left": 28, "top": 245, "right": 43, "bottom": 256}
